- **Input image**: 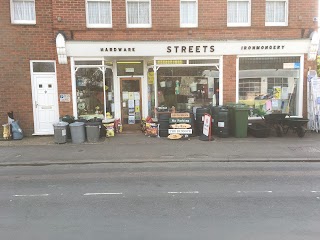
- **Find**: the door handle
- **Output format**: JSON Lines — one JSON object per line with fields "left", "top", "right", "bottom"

{"left": 35, "top": 101, "right": 38, "bottom": 108}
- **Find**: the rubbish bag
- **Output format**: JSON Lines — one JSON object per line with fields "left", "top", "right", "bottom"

{"left": 11, "top": 120, "right": 23, "bottom": 140}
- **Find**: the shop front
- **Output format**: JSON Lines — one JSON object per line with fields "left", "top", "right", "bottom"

{"left": 61, "top": 39, "right": 311, "bottom": 133}
{"left": 237, "top": 56, "right": 303, "bottom": 118}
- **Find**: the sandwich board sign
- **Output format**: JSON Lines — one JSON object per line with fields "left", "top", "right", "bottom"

{"left": 202, "top": 113, "right": 212, "bottom": 141}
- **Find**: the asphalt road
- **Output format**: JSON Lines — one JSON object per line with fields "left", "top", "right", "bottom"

{"left": 0, "top": 162, "right": 320, "bottom": 240}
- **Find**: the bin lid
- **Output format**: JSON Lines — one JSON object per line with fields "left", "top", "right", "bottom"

{"left": 86, "top": 122, "right": 101, "bottom": 126}
{"left": 102, "top": 118, "right": 115, "bottom": 123}
{"left": 85, "top": 124, "right": 100, "bottom": 128}
{"left": 69, "top": 122, "right": 85, "bottom": 127}
{"left": 53, "top": 122, "right": 69, "bottom": 127}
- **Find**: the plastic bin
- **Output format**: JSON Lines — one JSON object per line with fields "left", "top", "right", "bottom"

{"left": 216, "top": 106, "right": 229, "bottom": 138}
{"left": 53, "top": 122, "right": 69, "bottom": 144}
{"left": 87, "top": 118, "right": 105, "bottom": 137}
{"left": 61, "top": 115, "right": 75, "bottom": 139}
{"left": 85, "top": 123, "right": 100, "bottom": 143}
{"left": 228, "top": 104, "right": 249, "bottom": 138}
{"left": 69, "top": 122, "right": 86, "bottom": 143}
{"left": 210, "top": 105, "right": 222, "bottom": 136}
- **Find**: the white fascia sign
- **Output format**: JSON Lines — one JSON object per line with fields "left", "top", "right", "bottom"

{"left": 65, "top": 40, "right": 310, "bottom": 57}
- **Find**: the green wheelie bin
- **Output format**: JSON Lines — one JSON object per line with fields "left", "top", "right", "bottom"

{"left": 227, "top": 103, "right": 249, "bottom": 138}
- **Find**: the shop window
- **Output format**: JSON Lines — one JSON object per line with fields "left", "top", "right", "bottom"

{"left": 238, "top": 57, "right": 300, "bottom": 117}
{"left": 32, "top": 62, "right": 55, "bottom": 73}
{"left": 117, "top": 61, "right": 143, "bottom": 76}
{"left": 157, "top": 66, "right": 219, "bottom": 112}
{"left": 227, "top": 0, "right": 251, "bottom": 27}
{"left": 180, "top": 0, "right": 198, "bottom": 28}
{"left": 86, "top": 0, "right": 112, "bottom": 28}
{"left": 76, "top": 68, "right": 110, "bottom": 119}
{"left": 126, "top": 0, "right": 151, "bottom": 28}
{"left": 104, "top": 68, "right": 114, "bottom": 116}
{"left": 265, "top": 0, "right": 288, "bottom": 26}
{"left": 10, "top": 0, "right": 36, "bottom": 24}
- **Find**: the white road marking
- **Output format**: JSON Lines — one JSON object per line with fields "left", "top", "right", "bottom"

{"left": 83, "top": 192, "right": 123, "bottom": 196}
{"left": 237, "top": 191, "right": 273, "bottom": 193}
{"left": 168, "top": 191, "right": 199, "bottom": 194}
{"left": 311, "top": 191, "right": 320, "bottom": 193}
{"left": 13, "top": 194, "right": 49, "bottom": 197}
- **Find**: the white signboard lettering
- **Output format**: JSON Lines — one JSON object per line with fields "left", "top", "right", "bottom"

{"left": 168, "top": 129, "right": 193, "bottom": 134}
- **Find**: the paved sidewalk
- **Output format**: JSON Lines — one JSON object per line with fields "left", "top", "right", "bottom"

{"left": 0, "top": 130, "right": 320, "bottom": 166}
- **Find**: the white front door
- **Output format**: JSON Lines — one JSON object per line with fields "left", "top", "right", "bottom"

{"left": 32, "top": 74, "right": 59, "bottom": 135}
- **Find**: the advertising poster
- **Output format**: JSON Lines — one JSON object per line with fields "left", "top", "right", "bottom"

{"left": 273, "top": 86, "right": 282, "bottom": 99}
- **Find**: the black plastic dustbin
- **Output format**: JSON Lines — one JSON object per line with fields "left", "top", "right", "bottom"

{"left": 87, "top": 118, "right": 105, "bottom": 138}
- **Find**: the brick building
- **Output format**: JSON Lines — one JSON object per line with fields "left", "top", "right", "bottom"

{"left": 1, "top": 0, "right": 319, "bottom": 136}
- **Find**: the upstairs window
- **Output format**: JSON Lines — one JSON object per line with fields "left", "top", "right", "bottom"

{"left": 86, "top": 0, "right": 112, "bottom": 28}
{"left": 265, "top": 0, "right": 288, "bottom": 26}
{"left": 227, "top": 0, "right": 251, "bottom": 27}
{"left": 126, "top": 0, "right": 151, "bottom": 28}
{"left": 180, "top": 0, "right": 198, "bottom": 28}
{"left": 10, "top": 0, "right": 36, "bottom": 24}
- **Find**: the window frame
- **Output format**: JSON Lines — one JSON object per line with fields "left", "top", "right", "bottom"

{"left": 227, "top": 0, "right": 251, "bottom": 27}
{"left": 86, "top": 0, "right": 112, "bottom": 28}
{"left": 10, "top": 0, "right": 36, "bottom": 25}
{"left": 126, "top": 0, "right": 152, "bottom": 28}
{"left": 180, "top": 0, "right": 198, "bottom": 28}
{"left": 265, "top": 0, "right": 288, "bottom": 27}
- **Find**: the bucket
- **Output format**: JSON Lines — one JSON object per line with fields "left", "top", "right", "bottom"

{"left": 160, "top": 81, "right": 166, "bottom": 87}
{"left": 190, "top": 82, "right": 197, "bottom": 92}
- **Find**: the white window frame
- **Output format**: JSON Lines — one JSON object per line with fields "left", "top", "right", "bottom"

{"left": 227, "top": 0, "right": 251, "bottom": 27}
{"left": 10, "top": 0, "right": 36, "bottom": 25}
{"left": 265, "top": 0, "right": 288, "bottom": 27}
{"left": 126, "top": 0, "right": 152, "bottom": 28}
{"left": 86, "top": 0, "right": 112, "bottom": 28}
{"left": 180, "top": 0, "right": 198, "bottom": 28}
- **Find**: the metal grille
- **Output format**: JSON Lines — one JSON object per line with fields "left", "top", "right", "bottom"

{"left": 239, "top": 57, "right": 300, "bottom": 70}
{"left": 189, "top": 59, "right": 219, "bottom": 64}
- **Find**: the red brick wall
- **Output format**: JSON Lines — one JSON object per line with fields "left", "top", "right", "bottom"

{"left": 223, "top": 55, "right": 237, "bottom": 104}
{"left": 1, "top": 0, "right": 318, "bottom": 136}
{"left": 51, "top": 0, "right": 318, "bottom": 41}
{"left": 0, "top": 0, "right": 56, "bottom": 135}
{"left": 56, "top": 60, "right": 73, "bottom": 117}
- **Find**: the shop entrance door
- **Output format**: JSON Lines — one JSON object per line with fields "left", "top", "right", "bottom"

{"left": 120, "top": 78, "right": 142, "bottom": 131}
{"left": 32, "top": 74, "right": 59, "bottom": 135}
